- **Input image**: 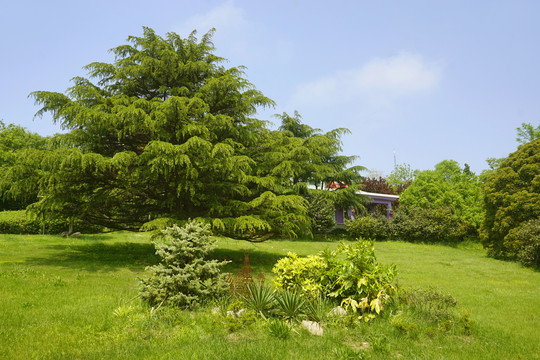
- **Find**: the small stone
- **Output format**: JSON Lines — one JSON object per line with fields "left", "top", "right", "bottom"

{"left": 359, "top": 342, "right": 370, "bottom": 350}
{"left": 329, "top": 306, "right": 347, "bottom": 316}
{"left": 236, "top": 308, "right": 247, "bottom": 317}
{"left": 301, "top": 320, "right": 323, "bottom": 336}
{"left": 226, "top": 310, "right": 236, "bottom": 317}
{"left": 211, "top": 307, "right": 220, "bottom": 315}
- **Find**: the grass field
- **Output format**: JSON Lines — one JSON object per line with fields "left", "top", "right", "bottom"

{"left": 0, "top": 233, "right": 538, "bottom": 359}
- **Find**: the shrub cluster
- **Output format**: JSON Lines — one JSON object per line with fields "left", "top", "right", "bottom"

{"left": 481, "top": 138, "right": 540, "bottom": 260}
{"left": 345, "top": 215, "right": 389, "bottom": 240}
{"left": 272, "top": 253, "right": 327, "bottom": 298}
{"left": 345, "top": 206, "right": 467, "bottom": 243}
{"left": 272, "top": 239, "right": 397, "bottom": 321}
{"left": 391, "top": 206, "right": 464, "bottom": 243}
{"left": 505, "top": 219, "right": 540, "bottom": 267}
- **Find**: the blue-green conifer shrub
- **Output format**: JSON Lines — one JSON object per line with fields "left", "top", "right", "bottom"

{"left": 139, "top": 221, "right": 230, "bottom": 308}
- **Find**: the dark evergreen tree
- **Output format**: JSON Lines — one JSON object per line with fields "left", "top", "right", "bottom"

{"left": 19, "top": 28, "right": 364, "bottom": 238}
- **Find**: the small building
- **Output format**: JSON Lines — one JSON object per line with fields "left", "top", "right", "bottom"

{"left": 335, "top": 190, "right": 399, "bottom": 225}
{"left": 307, "top": 181, "right": 399, "bottom": 224}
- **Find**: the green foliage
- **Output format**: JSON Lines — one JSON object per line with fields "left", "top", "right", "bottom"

{"left": 139, "top": 217, "right": 185, "bottom": 232}
{"left": 8, "top": 28, "right": 362, "bottom": 239}
{"left": 0, "top": 122, "right": 55, "bottom": 211}
{"left": 505, "top": 219, "right": 540, "bottom": 267}
{"left": 0, "top": 211, "right": 43, "bottom": 234}
{"left": 0, "top": 210, "right": 101, "bottom": 234}
{"left": 391, "top": 205, "right": 465, "bottom": 243}
{"left": 400, "top": 160, "right": 484, "bottom": 232}
{"left": 391, "top": 287, "right": 472, "bottom": 338}
{"left": 243, "top": 281, "right": 276, "bottom": 318}
{"left": 272, "top": 239, "right": 397, "bottom": 320}
{"left": 272, "top": 253, "right": 327, "bottom": 298}
{"left": 324, "top": 241, "right": 397, "bottom": 320}
{"left": 0, "top": 121, "right": 49, "bottom": 153}
{"left": 387, "top": 163, "right": 418, "bottom": 193}
{"left": 303, "top": 294, "right": 334, "bottom": 323}
{"left": 399, "top": 287, "right": 458, "bottom": 322}
{"left": 274, "top": 290, "right": 306, "bottom": 323}
{"left": 345, "top": 215, "right": 389, "bottom": 241}
{"left": 306, "top": 191, "right": 336, "bottom": 233}
{"left": 516, "top": 122, "right": 540, "bottom": 145}
{"left": 481, "top": 138, "right": 540, "bottom": 260}
{"left": 267, "top": 318, "right": 291, "bottom": 339}
{"left": 139, "top": 221, "right": 229, "bottom": 308}
{"left": 271, "top": 111, "right": 364, "bottom": 188}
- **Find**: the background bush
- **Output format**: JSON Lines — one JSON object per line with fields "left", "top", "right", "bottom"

{"left": 390, "top": 206, "right": 465, "bottom": 243}
{"left": 505, "top": 218, "right": 540, "bottom": 267}
{"left": 481, "top": 138, "right": 540, "bottom": 260}
{"left": 345, "top": 215, "right": 390, "bottom": 241}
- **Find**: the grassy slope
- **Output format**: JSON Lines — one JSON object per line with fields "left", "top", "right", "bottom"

{"left": 0, "top": 233, "right": 538, "bottom": 359}
{"left": 375, "top": 241, "right": 540, "bottom": 359}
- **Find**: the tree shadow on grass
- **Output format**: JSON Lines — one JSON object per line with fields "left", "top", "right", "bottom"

{"left": 23, "top": 242, "right": 160, "bottom": 273}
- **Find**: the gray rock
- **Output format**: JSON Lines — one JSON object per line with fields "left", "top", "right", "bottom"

{"left": 236, "top": 308, "right": 247, "bottom": 317}
{"left": 329, "top": 306, "right": 347, "bottom": 316}
{"left": 301, "top": 320, "right": 323, "bottom": 336}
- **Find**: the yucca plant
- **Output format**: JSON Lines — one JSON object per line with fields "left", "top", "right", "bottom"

{"left": 274, "top": 289, "right": 305, "bottom": 323}
{"left": 304, "top": 295, "right": 334, "bottom": 323}
{"left": 243, "top": 281, "right": 275, "bottom": 319}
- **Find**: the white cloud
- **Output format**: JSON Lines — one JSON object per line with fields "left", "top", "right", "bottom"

{"left": 175, "top": 2, "right": 265, "bottom": 64}
{"left": 355, "top": 52, "right": 442, "bottom": 93}
{"left": 178, "top": 1, "right": 247, "bottom": 36}
{"left": 291, "top": 52, "right": 443, "bottom": 108}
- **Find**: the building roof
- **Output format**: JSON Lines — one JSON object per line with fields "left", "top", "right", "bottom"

{"left": 357, "top": 190, "right": 399, "bottom": 201}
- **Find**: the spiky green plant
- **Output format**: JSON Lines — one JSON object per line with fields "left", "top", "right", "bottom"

{"left": 243, "top": 281, "right": 275, "bottom": 319}
{"left": 267, "top": 318, "right": 291, "bottom": 339}
{"left": 274, "top": 290, "right": 305, "bottom": 323}
{"left": 304, "top": 294, "right": 334, "bottom": 323}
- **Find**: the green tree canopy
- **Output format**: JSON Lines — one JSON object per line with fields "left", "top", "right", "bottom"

{"left": 387, "top": 163, "right": 418, "bottom": 194}
{"left": 516, "top": 122, "right": 540, "bottom": 145}
{"left": 0, "top": 122, "right": 55, "bottom": 210}
{"left": 15, "top": 27, "right": 361, "bottom": 238}
{"left": 481, "top": 138, "right": 540, "bottom": 259}
{"left": 399, "top": 160, "right": 484, "bottom": 231}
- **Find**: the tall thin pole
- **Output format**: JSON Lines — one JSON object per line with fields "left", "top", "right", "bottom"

{"left": 393, "top": 148, "right": 397, "bottom": 168}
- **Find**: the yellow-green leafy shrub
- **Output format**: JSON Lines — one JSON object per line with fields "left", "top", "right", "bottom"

{"left": 272, "top": 253, "right": 327, "bottom": 298}
{"left": 272, "top": 239, "right": 397, "bottom": 320}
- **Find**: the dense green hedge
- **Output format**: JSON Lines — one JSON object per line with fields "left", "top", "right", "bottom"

{"left": 346, "top": 206, "right": 467, "bottom": 244}
{"left": 0, "top": 211, "right": 103, "bottom": 234}
{"left": 345, "top": 215, "right": 389, "bottom": 241}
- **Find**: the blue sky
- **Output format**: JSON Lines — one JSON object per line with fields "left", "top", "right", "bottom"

{"left": 1, "top": 0, "right": 539, "bottom": 176}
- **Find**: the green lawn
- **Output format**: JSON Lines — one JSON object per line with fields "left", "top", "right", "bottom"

{"left": 0, "top": 233, "right": 538, "bottom": 359}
